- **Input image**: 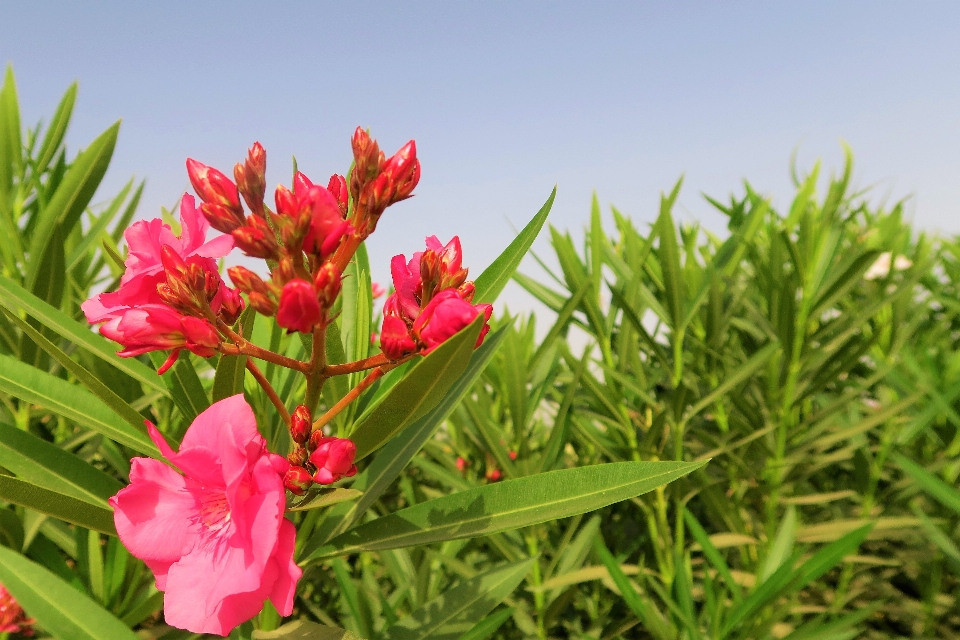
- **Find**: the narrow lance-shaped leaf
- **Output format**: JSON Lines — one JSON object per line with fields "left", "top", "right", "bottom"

{"left": 382, "top": 559, "right": 534, "bottom": 640}
{"left": 0, "top": 353, "right": 158, "bottom": 456}
{"left": 307, "top": 460, "right": 706, "bottom": 561}
{"left": 349, "top": 315, "right": 483, "bottom": 460}
{"left": 213, "top": 308, "right": 256, "bottom": 402}
{"left": 0, "top": 475, "right": 116, "bottom": 537}
{"left": 0, "top": 545, "right": 138, "bottom": 640}
{"left": 473, "top": 187, "right": 556, "bottom": 304}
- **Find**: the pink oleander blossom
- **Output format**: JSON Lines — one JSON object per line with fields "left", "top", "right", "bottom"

{"left": 308, "top": 436, "right": 358, "bottom": 484}
{"left": 82, "top": 194, "right": 234, "bottom": 323}
{"left": 0, "top": 582, "right": 34, "bottom": 635}
{"left": 413, "top": 289, "right": 491, "bottom": 353}
{"left": 110, "top": 395, "right": 301, "bottom": 636}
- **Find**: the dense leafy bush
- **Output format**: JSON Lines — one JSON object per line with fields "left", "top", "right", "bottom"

{"left": 0, "top": 69, "right": 958, "bottom": 640}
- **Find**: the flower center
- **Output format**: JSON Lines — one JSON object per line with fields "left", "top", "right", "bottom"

{"left": 197, "top": 490, "right": 231, "bottom": 532}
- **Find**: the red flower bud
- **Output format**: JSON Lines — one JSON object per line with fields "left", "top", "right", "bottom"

{"left": 290, "top": 404, "right": 312, "bottom": 445}
{"left": 413, "top": 290, "right": 492, "bottom": 353}
{"left": 457, "top": 281, "right": 476, "bottom": 303}
{"left": 232, "top": 215, "right": 279, "bottom": 259}
{"left": 328, "top": 174, "right": 348, "bottom": 216}
{"left": 381, "top": 140, "right": 420, "bottom": 204}
{"left": 228, "top": 266, "right": 269, "bottom": 295}
{"left": 309, "top": 436, "right": 358, "bottom": 484}
{"left": 200, "top": 202, "right": 246, "bottom": 234}
{"left": 313, "top": 263, "right": 342, "bottom": 307}
{"left": 350, "top": 127, "right": 385, "bottom": 201}
{"left": 217, "top": 286, "right": 245, "bottom": 326}
{"left": 234, "top": 142, "right": 267, "bottom": 216}
{"left": 486, "top": 468, "right": 502, "bottom": 482}
{"left": 284, "top": 465, "right": 314, "bottom": 495}
{"left": 186, "top": 158, "right": 242, "bottom": 213}
{"left": 509, "top": 451, "right": 517, "bottom": 460}
{"left": 287, "top": 447, "right": 308, "bottom": 467}
{"left": 276, "top": 279, "right": 322, "bottom": 333}
{"left": 180, "top": 316, "right": 221, "bottom": 355}
{"left": 275, "top": 184, "right": 300, "bottom": 219}
{"left": 456, "top": 457, "right": 469, "bottom": 472}
{"left": 248, "top": 291, "right": 278, "bottom": 316}
{"left": 380, "top": 315, "right": 416, "bottom": 360}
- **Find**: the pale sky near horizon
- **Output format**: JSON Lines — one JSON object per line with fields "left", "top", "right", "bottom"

{"left": 3, "top": 2, "right": 959, "bottom": 314}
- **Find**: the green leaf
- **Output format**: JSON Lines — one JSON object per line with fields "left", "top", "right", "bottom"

{"left": 683, "top": 508, "right": 741, "bottom": 603}
{"left": 0, "top": 544, "right": 138, "bottom": 639}
{"left": 152, "top": 351, "right": 210, "bottom": 423}
{"left": 2, "top": 305, "right": 152, "bottom": 437}
{"left": 382, "top": 559, "right": 533, "bottom": 640}
{"left": 287, "top": 488, "right": 363, "bottom": 512}
{"left": 656, "top": 178, "right": 685, "bottom": 330}
{"left": 0, "top": 421, "right": 122, "bottom": 505}
{"left": 0, "top": 275, "right": 167, "bottom": 395}
{"left": 308, "top": 460, "right": 705, "bottom": 560}
{"left": 349, "top": 315, "right": 483, "bottom": 460}
{"left": 457, "top": 606, "right": 514, "bottom": 640}
{"left": 593, "top": 535, "right": 673, "bottom": 640}
{"left": 473, "top": 187, "right": 556, "bottom": 304}
{"left": 26, "top": 120, "right": 120, "bottom": 290}
{"left": 0, "top": 475, "right": 116, "bottom": 536}
{"left": 252, "top": 620, "right": 363, "bottom": 639}
{"left": 35, "top": 81, "right": 77, "bottom": 176}
{"left": 213, "top": 309, "right": 256, "bottom": 402}
{"left": 0, "top": 64, "right": 22, "bottom": 205}
{"left": 893, "top": 452, "right": 960, "bottom": 516}
{"left": 302, "top": 328, "right": 506, "bottom": 553}
{"left": 0, "top": 353, "right": 158, "bottom": 456}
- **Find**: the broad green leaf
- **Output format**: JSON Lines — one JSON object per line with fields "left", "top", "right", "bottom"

{"left": 473, "top": 187, "right": 556, "bottom": 304}
{"left": 301, "top": 328, "right": 506, "bottom": 555}
{"left": 0, "top": 421, "right": 122, "bottom": 505}
{"left": 0, "top": 353, "right": 157, "bottom": 456}
{"left": 252, "top": 620, "right": 363, "bottom": 639}
{"left": 349, "top": 315, "right": 483, "bottom": 460}
{"left": 0, "top": 275, "right": 166, "bottom": 395}
{"left": 26, "top": 121, "right": 120, "bottom": 289}
{"left": 0, "top": 544, "right": 137, "bottom": 639}
{"left": 0, "top": 475, "right": 116, "bottom": 536}
{"left": 287, "top": 488, "right": 362, "bottom": 513}
{"left": 893, "top": 452, "right": 960, "bottom": 515}
{"left": 213, "top": 309, "right": 256, "bottom": 402}
{"left": 2, "top": 305, "right": 151, "bottom": 436}
{"left": 382, "top": 559, "right": 533, "bottom": 640}
{"left": 308, "top": 460, "right": 705, "bottom": 560}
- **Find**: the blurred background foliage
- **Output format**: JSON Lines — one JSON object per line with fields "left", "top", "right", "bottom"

{"left": 0, "top": 69, "right": 959, "bottom": 640}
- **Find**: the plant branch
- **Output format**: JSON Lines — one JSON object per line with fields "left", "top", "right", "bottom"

{"left": 312, "top": 367, "right": 384, "bottom": 432}
{"left": 322, "top": 353, "right": 391, "bottom": 377}
{"left": 245, "top": 358, "right": 290, "bottom": 424}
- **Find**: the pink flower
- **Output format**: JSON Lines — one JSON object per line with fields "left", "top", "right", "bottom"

{"left": 277, "top": 173, "right": 351, "bottom": 258}
{"left": 276, "top": 279, "right": 322, "bottom": 333}
{"left": 83, "top": 195, "right": 234, "bottom": 324}
{"left": 0, "top": 582, "right": 34, "bottom": 635}
{"left": 380, "top": 314, "right": 416, "bottom": 360}
{"left": 308, "top": 436, "right": 357, "bottom": 484}
{"left": 388, "top": 252, "right": 424, "bottom": 323}
{"left": 371, "top": 282, "right": 386, "bottom": 299}
{"left": 413, "top": 289, "right": 492, "bottom": 353}
{"left": 109, "top": 395, "right": 301, "bottom": 636}
{"left": 99, "top": 305, "right": 220, "bottom": 373}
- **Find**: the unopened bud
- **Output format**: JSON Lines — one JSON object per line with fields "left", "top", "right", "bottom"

{"left": 186, "top": 159, "right": 242, "bottom": 212}
{"left": 200, "top": 202, "right": 245, "bottom": 234}
{"left": 284, "top": 465, "right": 314, "bottom": 496}
{"left": 380, "top": 140, "right": 420, "bottom": 204}
{"left": 350, "top": 127, "right": 384, "bottom": 202}
{"left": 457, "top": 281, "right": 476, "bottom": 302}
{"left": 486, "top": 468, "right": 502, "bottom": 482}
{"left": 228, "top": 266, "right": 269, "bottom": 295}
{"left": 313, "top": 263, "right": 342, "bottom": 307}
{"left": 276, "top": 279, "right": 322, "bottom": 333}
{"left": 248, "top": 291, "right": 278, "bottom": 316}
{"left": 275, "top": 184, "right": 300, "bottom": 219}
{"left": 290, "top": 405, "right": 312, "bottom": 445}
{"left": 380, "top": 315, "right": 417, "bottom": 360}
{"left": 234, "top": 142, "right": 266, "bottom": 216}
{"left": 418, "top": 250, "right": 441, "bottom": 305}
{"left": 218, "top": 287, "right": 244, "bottom": 325}
{"left": 287, "top": 447, "right": 308, "bottom": 467}
{"left": 309, "top": 436, "right": 358, "bottom": 484}
{"left": 456, "top": 457, "right": 469, "bottom": 473}
{"left": 328, "top": 174, "right": 348, "bottom": 216}
{"left": 232, "top": 215, "right": 279, "bottom": 259}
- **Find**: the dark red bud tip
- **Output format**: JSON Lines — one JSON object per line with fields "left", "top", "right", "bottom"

{"left": 186, "top": 158, "right": 242, "bottom": 212}
{"left": 290, "top": 405, "right": 312, "bottom": 445}
{"left": 284, "top": 466, "right": 314, "bottom": 495}
{"left": 287, "top": 447, "right": 308, "bottom": 467}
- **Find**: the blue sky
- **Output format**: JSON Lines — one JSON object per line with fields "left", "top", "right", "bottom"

{"left": 4, "top": 2, "right": 959, "bottom": 312}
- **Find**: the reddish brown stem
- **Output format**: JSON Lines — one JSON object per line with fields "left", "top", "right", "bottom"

{"left": 312, "top": 367, "right": 385, "bottom": 432}
{"left": 322, "top": 354, "right": 391, "bottom": 377}
{"left": 219, "top": 342, "right": 308, "bottom": 372}
{"left": 245, "top": 358, "right": 291, "bottom": 424}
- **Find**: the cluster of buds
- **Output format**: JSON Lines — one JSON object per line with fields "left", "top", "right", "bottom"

{"left": 380, "top": 236, "right": 492, "bottom": 360}
{"left": 349, "top": 128, "right": 421, "bottom": 235}
{"left": 81, "top": 195, "right": 243, "bottom": 374}
{"left": 283, "top": 405, "right": 358, "bottom": 495}
{"left": 189, "top": 137, "right": 415, "bottom": 336}
{"left": 0, "top": 582, "right": 34, "bottom": 635}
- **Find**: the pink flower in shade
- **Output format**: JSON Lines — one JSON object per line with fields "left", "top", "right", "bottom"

{"left": 412, "top": 289, "right": 492, "bottom": 353}
{"left": 308, "top": 436, "right": 358, "bottom": 484}
{"left": 380, "top": 315, "right": 417, "bottom": 360}
{"left": 388, "top": 252, "right": 424, "bottom": 323}
{"left": 100, "top": 305, "right": 220, "bottom": 374}
{"left": 371, "top": 282, "right": 386, "bottom": 299}
{"left": 109, "top": 395, "right": 301, "bottom": 636}
{"left": 0, "top": 582, "right": 34, "bottom": 635}
{"left": 82, "top": 195, "right": 234, "bottom": 324}
{"left": 276, "top": 279, "right": 322, "bottom": 334}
